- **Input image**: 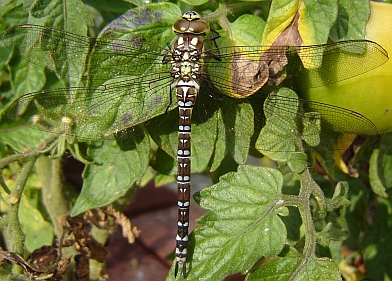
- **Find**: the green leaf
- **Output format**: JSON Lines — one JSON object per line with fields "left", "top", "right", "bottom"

{"left": 280, "top": 206, "right": 301, "bottom": 242}
{"left": 151, "top": 147, "right": 176, "bottom": 176}
{"left": 0, "top": 127, "right": 48, "bottom": 156}
{"left": 148, "top": 110, "right": 181, "bottom": 160}
{"left": 230, "top": 14, "right": 265, "bottom": 47}
{"left": 0, "top": 45, "right": 10, "bottom": 84}
{"left": 192, "top": 118, "right": 218, "bottom": 171}
{"left": 82, "top": 0, "right": 134, "bottom": 14}
{"left": 330, "top": 0, "right": 370, "bottom": 40}
{"left": 341, "top": 175, "right": 368, "bottom": 249}
{"left": 261, "top": 0, "right": 338, "bottom": 46}
{"left": 369, "top": 133, "right": 392, "bottom": 197}
{"left": 8, "top": 58, "right": 46, "bottom": 98}
{"left": 314, "top": 182, "right": 350, "bottom": 245}
{"left": 298, "top": 0, "right": 338, "bottom": 45}
{"left": 180, "top": 0, "right": 210, "bottom": 5}
{"left": 362, "top": 195, "right": 392, "bottom": 281}
{"left": 0, "top": 268, "right": 29, "bottom": 281}
{"left": 210, "top": 154, "right": 239, "bottom": 184}
{"left": 261, "top": 0, "right": 301, "bottom": 46}
{"left": 264, "top": 88, "right": 299, "bottom": 120}
{"left": 167, "top": 166, "right": 286, "bottom": 280}
{"left": 1, "top": 2, "right": 29, "bottom": 26}
{"left": 19, "top": 196, "right": 54, "bottom": 252}
{"left": 0, "top": 166, "right": 54, "bottom": 253}
{"left": 312, "top": 150, "right": 336, "bottom": 178}
{"left": 204, "top": 95, "right": 254, "bottom": 171}
{"left": 217, "top": 98, "right": 254, "bottom": 165}
{"left": 114, "top": 0, "right": 145, "bottom": 7}
{"left": 29, "top": 0, "right": 92, "bottom": 33}
{"left": 27, "top": 0, "right": 93, "bottom": 87}
{"left": 255, "top": 88, "right": 301, "bottom": 161}
{"left": 247, "top": 246, "right": 341, "bottom": 281}
{"left": 256, "top": 114, "right": 297, "bottom": 161}
{"left": 149, "top": 97, "right": 217, "bottom": 174}
{"left": 287, "top": 152, "right": 308, "bottom": 173}
{"left": 71, "top": 127, "right": 149, "bottom": 215}
{"left": 302, "top": 112, "right": 321, "bottom": 147}
{"left": 88, "top": 3, "right": 181, "bottom": 84}
{"left": 154, "top": 172, "right": 176, "bottom": 187}
{"left": 330, "top": 181, "right": 350, "bottom": 208}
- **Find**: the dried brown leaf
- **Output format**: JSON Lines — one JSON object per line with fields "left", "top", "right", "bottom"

{"left": 231, "top": 53, "right": 268, "bottom": 97}
{"left": 60, "top": 212, "right": 109, "bottom": 266}
{"left": 73, "top": 248, "right": 90, "bottom": 281}
{"left": 258, "top": 12, "right": 303, "bottom": 87}
{"left": 30, "top": 245, "right": 58, "bottom": 267}
{"left": 103, "top": 205, "right": 141, "bottom": 243}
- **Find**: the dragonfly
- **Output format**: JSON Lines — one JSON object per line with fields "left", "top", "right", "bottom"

{"left": 2, "top": 10, "right": 389, "bottom": 278}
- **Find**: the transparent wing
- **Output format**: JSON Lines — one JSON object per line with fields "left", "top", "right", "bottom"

{"left": 4, "top": 25, "right": 387, "bottom": 90}
{"left": 4, "top": 70, "right": 174, "bottom": 140}
{"left": 203, "top": 40, "right": 388, "bottom": 97}
{"left": 261, "top": 92, "right": 379, "bottom": 150}
{"left": 195, "top": 88, "right": 378, "bottom": 153}
{"left": 2, "top": 24, "right": 170, "bottom": 84}
{"left": 3, "top": 25, "right": 386, "bottom": 150}
{"left": 196, "top": 40, "right": 386, "bottom": 151}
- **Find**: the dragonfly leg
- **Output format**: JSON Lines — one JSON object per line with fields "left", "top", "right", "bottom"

{"left": 204, "top": 29, "right": 222, "bottom": 61}
{"left": 207, "top": 29, "right": 221, "bottom": 42}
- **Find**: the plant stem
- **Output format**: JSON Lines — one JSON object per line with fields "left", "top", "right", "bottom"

{"left": 6, "top": 154, "right": 38, "bottom": 274}
{"left": 288, "top": 168, "right": 325, "bottom": 280}
{"left": 35, "top": 156, "right": 69, "bottom": 240}
{"left": 0, "top": 153, "right": 31, "bottom": 169}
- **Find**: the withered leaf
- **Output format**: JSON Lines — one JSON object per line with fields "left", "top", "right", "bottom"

{"left": 73, "top": 248, "right": 90, "bottom": 281}
{"left": 103, "top": 205, "right": 141, "bottom": 243}
{"left": 31, "top": 245, "right": 58, "bottom": 267}
{"left": 258, "top": 12, "right": 303, "bottom": 87}
{"left": 231, "top": 52, "right": 268, "bottom": 97}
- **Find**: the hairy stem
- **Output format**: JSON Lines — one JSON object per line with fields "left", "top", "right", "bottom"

{"left": 5, "top": 154, "right": 39, "bottom": 273}
{"left": 35, "top": 156, "right": 69, "bottom": 240}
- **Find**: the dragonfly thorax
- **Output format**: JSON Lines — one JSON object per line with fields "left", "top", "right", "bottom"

{"left": 171, "top": 35, "right": 204, "bottom": 81}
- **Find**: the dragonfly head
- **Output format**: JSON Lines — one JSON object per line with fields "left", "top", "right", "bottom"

{"left": 173, "top": 11, "right": 210, "bottom": 36}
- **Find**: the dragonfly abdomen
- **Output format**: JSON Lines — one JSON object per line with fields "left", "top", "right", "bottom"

{"left": 175, "top": 80, "right": 199, "bottom": 278}
{"left": 172, "top": 11, "right": 208, "bottom": 278}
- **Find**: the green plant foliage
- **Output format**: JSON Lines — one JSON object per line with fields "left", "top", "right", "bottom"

{"left": 0, "top": 0, "right": 390, "bottom": 280}
{"left": 247, "top": 246, "right": 341, "bottom": 281}
{"left": 166, "top": 166, "right": 287, "bottom": 280}
{"left": 369, "top": 132, "right": 392, "bottom": 197}
{"left": 72, "top": 127, "right": 150, "bottom": 215}
{"left": 362, "top": 194, "right": 392, "bottom": 281}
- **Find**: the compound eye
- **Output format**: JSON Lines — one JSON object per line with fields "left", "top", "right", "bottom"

{"left": 187, "top": 20, "right": 209, "bottom": 34}
{"left": 172, "top": 13, "right": 210, "bottom": 35}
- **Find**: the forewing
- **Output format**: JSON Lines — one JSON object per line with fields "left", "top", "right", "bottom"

{"left": 3, "top": 25, "right": 91, "bottom": 82}
{"left": 202, "top": 40, "right": 388, "bottom": 98}
{"left": 4, "top": 69, "right": 174, "bottom": 140}
{"left": 2, "top": 24, "right": 169, "bottom": 85}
